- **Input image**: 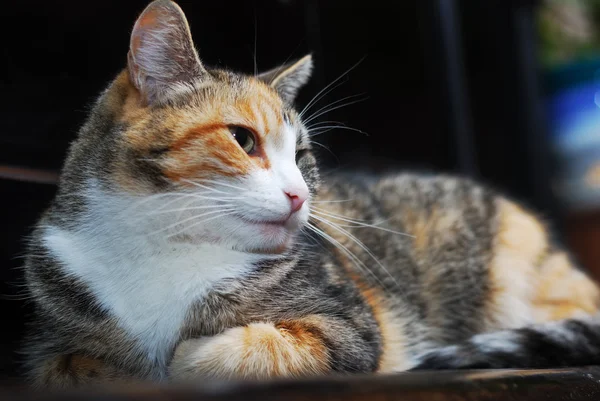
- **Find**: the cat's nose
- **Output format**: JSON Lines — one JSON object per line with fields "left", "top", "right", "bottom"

{"left": 284, "top": 188, "right": 308, "bottom": 213}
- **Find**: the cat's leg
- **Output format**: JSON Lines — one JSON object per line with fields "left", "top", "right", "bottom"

{"left": 29, "top": 354, "right": 130, "bottom": 389}
{"left": 169, "top": 315, "right": 379, "bottom": 381}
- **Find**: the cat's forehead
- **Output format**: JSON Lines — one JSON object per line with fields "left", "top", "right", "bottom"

{"left": 171, "top": 74, "right": 293, "bottom": 136}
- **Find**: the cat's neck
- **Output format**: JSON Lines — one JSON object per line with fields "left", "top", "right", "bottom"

{"left": 41, "top": 183, "right": 272, "bottom": 372}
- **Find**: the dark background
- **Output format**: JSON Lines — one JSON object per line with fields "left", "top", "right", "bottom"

{"left": 0, "top": 0, "right": 553, "bottom": 380}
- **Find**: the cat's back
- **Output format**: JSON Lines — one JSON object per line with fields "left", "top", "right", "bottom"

{"left": 313, "top": 172, "right": 563, "bottom": 343}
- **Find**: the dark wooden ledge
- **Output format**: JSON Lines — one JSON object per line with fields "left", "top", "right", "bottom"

{"left": 3, "top": 368, "right": 600, "bottom": 401}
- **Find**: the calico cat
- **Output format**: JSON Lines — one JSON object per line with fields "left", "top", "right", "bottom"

{"left": 22, "top": 0, "right": 600, "bottom": 389}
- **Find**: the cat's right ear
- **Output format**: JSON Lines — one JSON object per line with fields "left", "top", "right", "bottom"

{"left": 128, "top": 0, "right": 207, "bottom": 105}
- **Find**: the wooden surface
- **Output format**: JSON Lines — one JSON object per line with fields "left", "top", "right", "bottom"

{"left": 3, "top": 368, "right": 600, "bottom": 400}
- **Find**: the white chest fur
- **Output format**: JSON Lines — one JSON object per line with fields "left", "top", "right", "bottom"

{"left": 42, "top": 224, "right": 259, "bottom": 376}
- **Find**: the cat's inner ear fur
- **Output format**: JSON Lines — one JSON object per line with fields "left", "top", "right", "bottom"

{"left": 128, "top": 0, "right": 207, "bottom": 105}
{"left": 258, "top": 55, "right": 313, "bottom": 105}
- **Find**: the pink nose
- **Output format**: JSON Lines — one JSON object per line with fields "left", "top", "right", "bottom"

{"left": 285, "top": 190, "right": 307, "bottom": 213}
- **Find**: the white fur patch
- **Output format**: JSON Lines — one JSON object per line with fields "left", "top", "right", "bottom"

{"left": 471, "top": 331, "right": 521, "bottom": 354}
{"left": 41, "top": 186, "right": 269, "bottom": 379}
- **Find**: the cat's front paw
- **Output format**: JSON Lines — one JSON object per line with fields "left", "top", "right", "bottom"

{"left": 169, "top": 322, "right": 329, "bottom": 381}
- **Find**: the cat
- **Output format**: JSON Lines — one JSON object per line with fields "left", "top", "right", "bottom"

{"left": 22, "top": 0, "right": 600, "bottom": 389}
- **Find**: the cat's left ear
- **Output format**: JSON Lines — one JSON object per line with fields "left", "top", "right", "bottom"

{"left": 258, "top": 55, "right": 313, "bottom": 104}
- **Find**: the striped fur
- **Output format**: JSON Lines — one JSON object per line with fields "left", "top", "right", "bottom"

{"left": 22, "top": 0, "right": 600, "bottom": 388}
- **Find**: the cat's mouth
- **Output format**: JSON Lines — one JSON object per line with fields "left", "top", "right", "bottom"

{"left": 235, "top": 214, "right": 297, "bottom": 229}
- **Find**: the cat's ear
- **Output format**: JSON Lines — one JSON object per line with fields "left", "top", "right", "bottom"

{"left": 258, "top": 55, "right": 313, "bottom": 104}
{"left": 128, "top": 0, "right": 207, "bottom": 104}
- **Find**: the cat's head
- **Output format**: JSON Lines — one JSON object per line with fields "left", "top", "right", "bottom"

{"left": 67, "top": 0, "right": 318, "bottom": 254}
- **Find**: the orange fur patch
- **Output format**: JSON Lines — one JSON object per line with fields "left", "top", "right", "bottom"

{"left": 485, "top": 199, "right": 549, "bottom": 330}
{"left": 533, "top": 252, "right": 600, "bottom": 321}
{"left": 108, "top": 66, "right": 287, "bottom": 190}
{"left": 357, "top": 286, "right": 409, "bottom": 372}
{"left": 169, "top": 321, "right": 329, "bottom": 381}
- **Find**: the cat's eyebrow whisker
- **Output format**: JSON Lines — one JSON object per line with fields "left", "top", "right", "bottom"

{"left": 305, "top": 120, "right": 345, "bottom": 129}
{"left": 148, "top": 204, "right": 235, "bottom": 216}
{"left": 303, "top": 95, "right": 369, "bottom": 126}
{"left": 165, "top": 210, "right": 238, "bottom": 239}
{"left": 304, "top": 222, "right": 390, "bottom": 293}
{"left": 308, "top": 125, "right": 367, "bottom": 137}
{"left": 299, "top": 79, "right": 347, "bottom": 120}
{"left": 148, "top": 208, "right": 235, "bottom": 236}
{"left": 299, "top": 57, "right": 365, "bottom": 119}
{"left": 307, "top": 140, "right": 337, "bottom": 158}
{"left": 311, "top": 209, "right": 414, "bottom": 238}
{"left": 309, "top": 214, "right": 401, "bottom": 290}
{"left": 303, "top": 93, "right": 367, "bottom": 125}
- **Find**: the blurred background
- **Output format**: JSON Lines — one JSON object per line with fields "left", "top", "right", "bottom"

{"left": 2, "top": 0, "right": 600, "bottom": 381}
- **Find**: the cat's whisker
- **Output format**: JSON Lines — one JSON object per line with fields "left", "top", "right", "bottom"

{"left": 128, "top": 192, "right": 227, "bottom": 212}
{"left": 166, "top": 210, "right": 238, "bottom": 239}
{"left": 304, "top": 222, "right": 390, "bottom": 292}
{"left": 310, "top": 206, "right": 370, "bottom": 222}
{"left": 253, "top": 8, "right": 258, "bottom": 77}
{"left": 309, "top": 214, "right": 401, "bottom": 289}
{"left": 312, "top": 208, "right": 409, "bottom": 235}
{"left": 299, "top": 79, "right": 347, "bottom": 119}
{"left": 148, "top": 208, "right": 235, "bottom": 236}
{"left": 180, "top": 179, "right": 231, "bottom": 195}
{"left": 303, "top": 96, "right": 369, "bottom": 126}
{"left": 303, "top": 93, "right": 367, "bottom": 125}
{"left": 128, "top": 193, "right": 240, "bottom": 224}
{"left": 149, "top": 204, "right": 235, "bottom": 216}
{"left": 307, "top": 140, "right": 337, "bottom": 158}
{"left": 311, "top": 208, "right": 414, "bottom": 238}
{"left": 299, "top": 57, "right": 365, "bottom": 119}
{"left": 305, "top": 120, "right": 345, "bottom": 129}
{"left": 308, "top": 125, "right": 367, "bottom": 137}
{"left": 311, "top": 199, "right": 352, "bottom": 204}
{"left": 192, "top": 179, "right": 247, "bottom": 192}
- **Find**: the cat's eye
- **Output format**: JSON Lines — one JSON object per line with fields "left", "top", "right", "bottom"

{"left": 229, "top": 126, "right": 256, "bottom": 154}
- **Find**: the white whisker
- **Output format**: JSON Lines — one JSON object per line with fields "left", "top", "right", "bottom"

{"left": 303, "top": 93, "right": 366, "bottom": 125}
{"left": 166, "top": 210, "right": 238, "bottom": 239}
{"left": 311, "top": 199, "right": 352, "bottom": 204}
{"left": 303, "top": 96, "right": 369, "bottom": 126}
{"left": 306, "top": 120, "right": 345, "bottom": 129}
{"left": 299, "top": 57, "right": 365, "bottom": 119}
{"left": 309, "top": 214, "right": 400, "bottom": 288}
{"left": 192, "top": 179, "right": 246, "bottom": 192}
{"left": 308, "top": 125, "right": 367, "bottom": 137}
{"left": 180, "top": 179, "right": 231, "bottom": 195}
{"left": 311, "top": 208, "right": 414, "bottom": 238}
{"left": 149, "top": 204, "right": 235, "bottom": 216}
{"left": 305, "top": 222, "right": 390, "bottom": 291}
{"left": 148, "top": 208, "right": 235, "bottom": 236}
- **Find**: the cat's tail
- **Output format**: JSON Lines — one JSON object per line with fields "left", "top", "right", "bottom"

{"left": 411, "top": 315, "right": 600, "bottom": 370}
